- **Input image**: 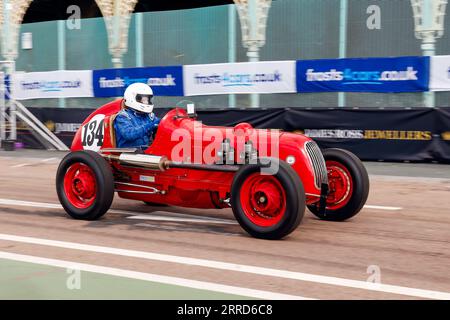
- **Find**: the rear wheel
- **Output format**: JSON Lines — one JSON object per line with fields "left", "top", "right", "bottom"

{"left": 56, "top": 151, "right": 114, "bottom": 220}
{"left": 308, "top": 148, "right": 369, "bottom": 221}
{"left": 231, "top": 158, "right": 305, "bottom": 240}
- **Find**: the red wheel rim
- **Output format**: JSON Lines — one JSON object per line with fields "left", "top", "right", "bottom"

{"left": 63, "top": 162, "right": 97, "bottom": 209}
{"left": 239, "top": 173, "right": 286, "bottom": 227}
{"left": 325, "top": 160, "right": 353, "bottom": 210}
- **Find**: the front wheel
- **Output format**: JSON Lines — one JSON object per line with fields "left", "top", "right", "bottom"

{"left": 231, "top": 158, "right": 305, "bottom": 240}
{"left": 56, "top": 150, "right": 114, "bottom": 220}
{"left": 308, "top": 148, "right": 369, "bottom": 221}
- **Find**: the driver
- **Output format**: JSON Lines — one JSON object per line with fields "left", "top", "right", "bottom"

{"left": 114, "top": 83, "right": 160, "bottom": 149}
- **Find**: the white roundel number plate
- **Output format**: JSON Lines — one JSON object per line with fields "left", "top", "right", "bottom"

{"left": 81, "top": 114, "right": 105, "bottom": 151}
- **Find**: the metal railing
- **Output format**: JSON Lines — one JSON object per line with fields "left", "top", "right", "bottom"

{"left": 12, "top": 99, "right": 69, "bottom": 151}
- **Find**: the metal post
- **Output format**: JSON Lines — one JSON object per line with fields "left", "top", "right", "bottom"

{"left": 9, "top": 61, "right": 16, "bottom": 140}
{"left": 58, "top": 20, "right": 66, "bottom": 108}
{"left": 112, "top": 0, "right": 123, "bottom": 68}
{"left": 2, "top": 1, "right": 12, "bottom": 68}
{"left": 228, "top": 4, "right": 237, "bottom": 108}
{"left": 422, "top": 0, "right": 435, "bottom": 108}
{"left": 338, "top": 0, "right": 348, "bottom": 108}
{"left": 422, "top": 39, "right": 435, "bottom": 108}
{"left": 135, "top": 12, "right": 144, "bottom": 67}
{"left": 0, "top": 71, "right": 5, "bottom": 142}
{"left": 0, "top": 61, "right": 15, "bottom": 143}
{"left": 2, "top": 1, "right": 10, "bottom": 58}
{"left": 248, "top": 0, "right": 259, "bottom": 108}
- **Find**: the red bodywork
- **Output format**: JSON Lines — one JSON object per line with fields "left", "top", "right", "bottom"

{"left": 71, "top": 99, "right": 322, "bottom": 208}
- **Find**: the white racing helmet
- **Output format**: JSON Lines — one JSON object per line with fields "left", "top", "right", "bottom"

{"left": 124, "top": 83, "right": 154, "bottom": 113}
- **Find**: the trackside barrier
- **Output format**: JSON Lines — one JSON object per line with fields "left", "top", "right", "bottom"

{"left": 16, "top": 106, "right": 450, "bottom": 163}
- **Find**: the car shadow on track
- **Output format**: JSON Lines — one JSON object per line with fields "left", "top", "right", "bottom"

{"left": 0, "top": 205, "right": 244, "bottom": 238}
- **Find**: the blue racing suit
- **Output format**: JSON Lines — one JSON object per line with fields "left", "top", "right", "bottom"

{"left": 114, "top": 108, "right": 160, "bottom": 149}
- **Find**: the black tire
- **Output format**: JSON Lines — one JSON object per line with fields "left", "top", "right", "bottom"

{"left": 56, "top": 150, "right": 114, "bottom": 220}
{"left": 308, "top": 148, "right": 369, "bottom": 221}
{"left": 231, "top": 158, "right": 305, "bottom": 240}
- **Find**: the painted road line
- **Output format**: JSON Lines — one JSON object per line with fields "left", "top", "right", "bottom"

{"left": 11, "top": 157, "right": 59, "bottom": 168}
{"left": 0, "top": 198, "right": 61, "bottom": 209}
{"left": 0, "top": 198, "right": 402, "bottom": 213}
{"left": 40, "top": 157, "right": 59, "bottom": 162}
{"left": 127, "top": 215, "right": 238, "bottom": 225}
{"left": 0, "top": 251, "right": 310, "bottom": 300}
{"left": 0, "top": 198, "right": 237, "bottom": 225}
{"left": 371, "top": 174, "right": 450, "bottom": 184}
{"left": 0, "top": 233, "right": 448, "bottom": 300}
{"left": 364, "top": 205, "right": 402, "bottom": 211}
{"left": 11, "top": 163, "right": 31, "bottom": 168}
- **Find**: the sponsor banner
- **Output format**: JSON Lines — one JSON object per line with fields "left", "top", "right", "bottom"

{"left": 435, "top": 108, "right": 450, "bottom": 161}
{"left": 183, "top": 61, "right": 297, "bottom": 96}
{"left": 92, "top": 66, "right": 183, "bottom": 97}
{"left": 285, "top": 108, "right": 437, "bottom": 162}
{"left": 18, "top": 106, "right": 450, "bottom": 162}
{"left": 11, "top": 70, "right": 93, "bottom": 100}
{"left": 296, "top": 56, "right": 430, "bottom": 93}
{"left": 430, "top": 55, "right": 450, "bottom": 91}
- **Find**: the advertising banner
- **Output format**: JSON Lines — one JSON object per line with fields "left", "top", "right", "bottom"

{"left": 435, "top": 108, "right": 450, "bottom": 161}
{"left": 92, "top": 66, "right": 183, "bottom": 97}
{"left": 11, "top": 70, "right": 93, "bottom": 100}
{"left": 429, "top": 55, "right": 450, "bottom": 91}
{"left": 183, "top": 61, "right": 297, "bottom": 96}
{"left": 296, "top": 56, "right": 430, "bottom": 93}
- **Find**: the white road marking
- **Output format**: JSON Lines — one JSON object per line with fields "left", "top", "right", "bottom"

{"left": 0, "top": 232, "right": 448, "bottom": 300}
{"left": 40, "top": 157, "right": 58, "bottom": 162}
{"left": 127, "top": 215, "right": 238, "bottom": 225}
{"left": 10, "top": 157, "right": 58, "bottom": 168}
{"left": 364, "top": 205, "right": 402, "bottom": 211}
{"left": 11, "top": 163, "right": 31, "bottom": 168}
{"left": 0, "top": 198, "right": 61, "bottom": 209}
{"left": 0, "top": 198, "right": 237, "bottom": 225}
{"left": 371, "top": 174, "right": 450, "bottom": 184}
{"left": 0, "top": 251, "right": 309, "bottom": 300}
{"left": 0, "top": 197, "right": 401, "bottom": 214}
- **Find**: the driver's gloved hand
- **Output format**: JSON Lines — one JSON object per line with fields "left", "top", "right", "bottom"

{"left": 134, "top": 147, "right": 145, "bottom": 154}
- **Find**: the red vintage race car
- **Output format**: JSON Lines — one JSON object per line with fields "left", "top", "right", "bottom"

{"left": 56, "top": 99, "right": 369, "bottom": 240}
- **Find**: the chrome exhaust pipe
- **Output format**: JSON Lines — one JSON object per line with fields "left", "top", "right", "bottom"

{"left": 102, "top": 153, "right": 168, "bottom": 171}
{"left": 101, "top": 152, "right": 240, "bottom": 172}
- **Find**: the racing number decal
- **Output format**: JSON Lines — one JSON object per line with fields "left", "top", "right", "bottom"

{"left": 81, "top": 114, "right": 105, "bottom": 151}
{"left": 82, "top": 120, "right": 104, "bottom": 146}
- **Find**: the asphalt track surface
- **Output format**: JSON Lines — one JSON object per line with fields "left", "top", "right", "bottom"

{"left": 0, "top": 150, "right": 449, "bottom": 300}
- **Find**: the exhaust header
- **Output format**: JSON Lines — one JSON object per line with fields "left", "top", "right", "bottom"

{"left": 101, "top": 152, "right": 240, "bottom": 173}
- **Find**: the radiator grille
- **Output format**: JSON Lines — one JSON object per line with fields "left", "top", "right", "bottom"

{"left": 305, "top": 141, "right": 328, "bottom": 189}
